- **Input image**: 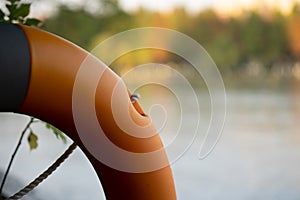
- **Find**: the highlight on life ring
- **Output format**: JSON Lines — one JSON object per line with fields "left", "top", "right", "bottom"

{"left": 0, "top": 23, "right": 177, "bottom": 199}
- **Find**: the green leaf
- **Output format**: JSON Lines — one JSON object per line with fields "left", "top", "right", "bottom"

{"left": 24, "top": 18, "right": 41, "bottom": 26}
{"left": 10, "top": 3, "right": 30, "bottom": 20}
{"left": 28, "top": 131, "right": 38, "bottom": 150}
{"left": 6, "top": 3, "right": 18, "bottom": 20}
{"left": 8, "top": 0, "right": 20, "bottom": 4}
{"left": 2, "top": 1, "right": 40, "bottom": 26}
{"left": 17, "top": 3, "right": 30, "bottom": 17}
{"left": 0, "top": 10, "right": 5, "bottom": 22}
{"left": 45, "top": 123, "right": 67, "bottom": 143}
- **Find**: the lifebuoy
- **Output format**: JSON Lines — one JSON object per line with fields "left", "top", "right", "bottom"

{"left": 0, "top": 24, "right": 176, "bottom": 199}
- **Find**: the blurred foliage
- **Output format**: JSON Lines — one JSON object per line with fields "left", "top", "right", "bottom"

{"left": 43, "top": 1, "right": 132, "bottom": 48}
{"left": 42, "top": 1, "right": 300, "bottom": 75}
{"left": 287, "top": 4, "right": 300, "bottom": 59}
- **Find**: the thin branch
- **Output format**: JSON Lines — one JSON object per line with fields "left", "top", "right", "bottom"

{"left": 0, "top": 117, "right": 35, "bottom": 195}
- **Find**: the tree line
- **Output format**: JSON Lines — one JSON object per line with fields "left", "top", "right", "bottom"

{"left": 43, "top": 2, "right": 300, "bottom": 75}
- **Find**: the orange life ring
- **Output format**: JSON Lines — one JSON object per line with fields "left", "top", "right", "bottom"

{"left": 0, "top": 24, "right": 176, "bottom": 199}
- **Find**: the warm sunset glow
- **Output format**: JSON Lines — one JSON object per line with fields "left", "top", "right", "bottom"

{"left": 213, "top": 0, "right": 300, "bottom": 17}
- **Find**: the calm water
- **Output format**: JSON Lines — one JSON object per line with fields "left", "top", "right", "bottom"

{"left": 0, "top": 85, "right": 300, "bottom": 199}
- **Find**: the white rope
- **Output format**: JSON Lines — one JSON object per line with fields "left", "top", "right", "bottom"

{"left": 7, "top": 142, "right": 77, "bottom": 200}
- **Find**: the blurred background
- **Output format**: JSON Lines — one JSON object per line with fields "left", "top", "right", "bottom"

{"left": 1, "top": 0, "right": 300, "bottom": 199}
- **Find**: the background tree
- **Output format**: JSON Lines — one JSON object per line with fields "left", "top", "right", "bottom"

{"left": 287, "top": 4, "right": 300, "bottom": 59}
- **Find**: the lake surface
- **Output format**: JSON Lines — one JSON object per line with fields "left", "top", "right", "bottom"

{"left": 0, "top": 84, "right": 300, "bottom": 199}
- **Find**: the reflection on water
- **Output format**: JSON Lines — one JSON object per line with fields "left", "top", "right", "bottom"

{"left": 0, "top": 83, "right": 300, "bottom": 199}
{"left": 173, "top": 85, "right": 300, "bottom": 200}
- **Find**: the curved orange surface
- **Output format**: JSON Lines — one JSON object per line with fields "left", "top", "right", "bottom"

{"left": 17, "top": 25, "right": 176, "bottom": 199}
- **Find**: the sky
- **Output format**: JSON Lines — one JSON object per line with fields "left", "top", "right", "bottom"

{"left": 28, "top": 0, "right": 213, "bottom": 17}
{"left": 119, "top": 0, "right": 300, "bottom": 15}
{"left": 18, "top": 0, "right": 300, "bottom": 17}
{"left": 119, "top": 0, "right": 213, "bottom": 13}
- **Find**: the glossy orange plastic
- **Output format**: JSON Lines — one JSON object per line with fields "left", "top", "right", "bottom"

{"left": 17, "top": 25, "right": 176, "bottom": 199}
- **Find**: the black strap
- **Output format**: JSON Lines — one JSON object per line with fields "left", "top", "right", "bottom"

{"left": 0, "top": 23, "right": 31, "bottom": 112}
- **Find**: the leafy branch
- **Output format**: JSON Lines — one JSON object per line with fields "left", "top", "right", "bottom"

{"left": 0, "top": 0, "right": 41, "bottom": 26}
{"left": 0, "top": 117, "right": 67, "bottom": 195}
{"left": 0, "top": 0, "right": 66, "bottom": 150}
{"left": 0, "top": 117, "right": 34, "bottom": 194}
{"left": 0, "top": 1, "right": 67, "bottom": 196}
{"left": 45, "top": 123, "right": 67, "bottom": 144}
